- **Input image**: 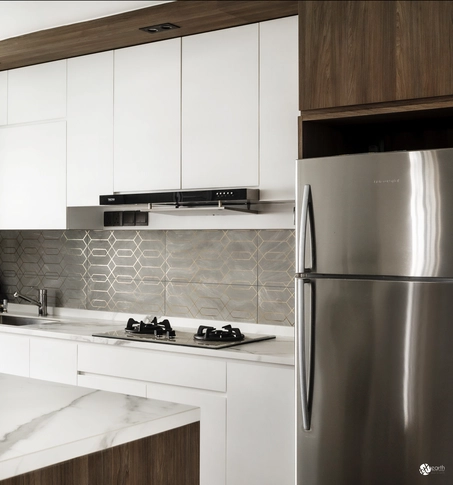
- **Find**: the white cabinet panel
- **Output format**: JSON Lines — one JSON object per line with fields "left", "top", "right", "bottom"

{"left": 8, "top": 60, "right": 66, "bottom": 124}
{"left": 259, "top": 16, "right": 299, "bottom": 201}
{"left": 0, "top": 121, "right": 66, "bottom": 229}
{"left": 78, "top": 344, "right": 226, "bottom": 392}
{"left": 0, "top": 72, "right": 6, "bottom": 126}
{"left": 182, "top": 24, "right": 259, "bottom": 189}
{"left": 67, "top": 52, "right": 113, "bottom": 206}
{"left": 114, "top": 39, "right": 181, "bottom": 192}
{"left": 78, "top": 372, "right": 147, "bottom": 397}
{"left": 30, "top": 338, "right": 77, "bottom": 385}
{"left": 227, "top": 362, "right": 295, "bottom": 485}
{"left": 0, "top": 334, "right": 29, "bottom": 377}
{"left": 147, "top": 382, "right": 226, "bottom": 485}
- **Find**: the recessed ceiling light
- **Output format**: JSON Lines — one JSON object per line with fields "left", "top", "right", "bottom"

{"left": 139, "top": 23, "right": 180, "bottom": 34}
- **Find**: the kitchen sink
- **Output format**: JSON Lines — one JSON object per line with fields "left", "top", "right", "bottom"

{"left": 0, "top": 314, "right": 58, "bottom": 326}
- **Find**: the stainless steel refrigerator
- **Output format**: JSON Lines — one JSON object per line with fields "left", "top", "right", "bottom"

{"left": 295, "top": 148, "right": 453, "bottom": 485}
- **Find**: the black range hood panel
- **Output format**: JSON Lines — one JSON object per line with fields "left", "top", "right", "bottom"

{"left": 100, "top": 189, "right": 259, "bottom": 206}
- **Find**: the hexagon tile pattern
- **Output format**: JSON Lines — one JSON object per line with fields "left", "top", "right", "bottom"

{"left": 0, "top": 229, "right": 295, "bottom": 326}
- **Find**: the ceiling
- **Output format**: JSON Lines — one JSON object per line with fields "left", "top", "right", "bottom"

{"left": 0, "top": 1, "right": 173, "bottom": 41}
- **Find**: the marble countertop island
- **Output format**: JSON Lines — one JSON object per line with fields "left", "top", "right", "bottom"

{"left": 0, "top": 374, "right": 199, "bottom": 481}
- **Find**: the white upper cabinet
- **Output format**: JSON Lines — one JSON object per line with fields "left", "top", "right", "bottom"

{"left": 67, "top": 52, "right": 114, "bottom": 206}
{"left": 114, "top": 38, "right": 181, "bottom": 192}
{"left": 0, "top": 121, "right": 66, "bottom": 229}
{"left": 0, "top": 72, "right": 6, "bottom": 126}
{"left": 259, "top": 16, "right": 299, "bottom": 201}
{"left": 8, "top": 60, "right": 66, "bottom": 124}
{"left": 182, "top": 24, "right": 259, "bottom": 190}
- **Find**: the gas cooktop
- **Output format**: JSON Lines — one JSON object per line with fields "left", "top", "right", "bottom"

{"left": 92, "top": 317, "right": 276, "bottom": 349}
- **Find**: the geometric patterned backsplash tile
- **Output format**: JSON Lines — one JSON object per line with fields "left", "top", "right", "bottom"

{"left": 0, "top": 229, "right": 295, "bottom": 326}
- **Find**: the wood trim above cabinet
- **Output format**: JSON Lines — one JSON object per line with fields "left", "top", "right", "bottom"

{"left": 0, "top": 0, "right": 298, "bottom": 72}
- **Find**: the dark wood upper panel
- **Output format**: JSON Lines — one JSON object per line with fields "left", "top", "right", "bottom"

{"left": 0, "top": 0, "right": 298, "bottom": 71}
{"left": 299, "top": 1, "right": 396, "bottom": 111}
{"left": 396, "top": 1, "right": 453, "bottom": 101}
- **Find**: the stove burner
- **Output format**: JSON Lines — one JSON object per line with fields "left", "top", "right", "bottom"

{"left": 194, "top": 324, "right": 245, "bottom": 342}
{"left": 125, "top": 317, "right": 176, "bottom": 338}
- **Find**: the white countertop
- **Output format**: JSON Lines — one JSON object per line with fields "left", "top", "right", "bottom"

{"left": 0, "top": 305, "right": 294, "bottom": 366}
{"left": 0, "top": 373, "right": 199, "bottom": 481}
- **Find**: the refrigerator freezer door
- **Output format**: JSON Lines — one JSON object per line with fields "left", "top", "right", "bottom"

{"left": 297, "top": 148, "right": 453, "bottom": 277}
{"left": 297, "top": 278, "right": 453, "bottom": 485}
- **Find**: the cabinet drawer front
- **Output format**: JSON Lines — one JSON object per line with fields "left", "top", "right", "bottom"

{"left": 78, "top": 344, "right": 226, "bottom": 392}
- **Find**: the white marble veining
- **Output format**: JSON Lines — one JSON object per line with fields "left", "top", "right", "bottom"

{"left": 0, "top": 305, "right": 294, "bottom": 366}
{"left": 0, "top": 374, "right": 199, "bottom": 481}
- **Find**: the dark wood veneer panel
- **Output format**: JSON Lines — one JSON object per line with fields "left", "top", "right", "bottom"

{"left": 0, "top": 1, "right": 298, "bottom": 72}
{"left": 0, "top": 422, "right": 200, "bottom": 485}
{"left": 396, "top": 1, "right": 453, "bottom": 100}
{"left": 299, "top": 1, "right": 396, "bottom": 110}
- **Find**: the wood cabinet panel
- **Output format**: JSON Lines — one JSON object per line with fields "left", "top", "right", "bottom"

{"left": 396, "top": 1, "right": 453, "bottom": 101}
{"left": 300, "top": 1, "right": 453, "bottom": 111}
{"left": 299, "top": 1, "right": 396, "bottom": 110}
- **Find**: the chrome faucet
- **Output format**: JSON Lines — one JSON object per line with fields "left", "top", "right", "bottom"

{"left": 14, "top": 288, "right": 47, "bottom": 317}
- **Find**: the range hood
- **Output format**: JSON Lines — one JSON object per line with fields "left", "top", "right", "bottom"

{"left": 100, "top": 189, "right": 259, "bottom": 215}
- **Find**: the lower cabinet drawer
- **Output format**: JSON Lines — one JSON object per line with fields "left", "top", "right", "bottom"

{"left": 78, "top": 344, "right": 226, "bottom": 392}
{"left": 78, "top": 372, "right": 147, "bottom": 397}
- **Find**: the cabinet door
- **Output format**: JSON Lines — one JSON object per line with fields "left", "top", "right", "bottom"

{"left": 146, "top": 382, "right": 226, "bottom": 485}
{"left": 182, "top": 24, "right": 259, "bottom": 189}
{"left": 114, "top": 39, "right": 181, "bottom": 192}
{"left": 67, "top": 52, "right": 114, "bottom": 206}
{"left": 0, "top": 334, "right": 29, "bottom": 377}
{"left": 396, "top": 1, "right": 453, "bottom": 101}
{"left": 259, "top": 16, "right": 298, "bottom": 201}
{"left": 0, "top": 121, "right": 66, "bottom": 229}
{"left": 299, "top": 1, "right": 396, "bottom": 110}
{"left": 0, "top": 72, "right": 6, "bottom": 126}
{"left": 30, "top": 338, "right": 77, "bottom": 385}
{"left": 227, "top": 362, "right": 295, "bottom": 485}
{"left": 8, "top": 60, "right": 66, "bottom": 124}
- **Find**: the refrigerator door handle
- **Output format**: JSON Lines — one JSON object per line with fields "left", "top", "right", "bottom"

{"left": 296, "top": 184, "right": 314, "bottom": 274}
{"left": 297, "top": 277, "right": 312, "bottom": 431}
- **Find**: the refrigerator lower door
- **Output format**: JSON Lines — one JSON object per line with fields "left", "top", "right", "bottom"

{"left": 297, "top": 278, "right": 453, "bottom": 485}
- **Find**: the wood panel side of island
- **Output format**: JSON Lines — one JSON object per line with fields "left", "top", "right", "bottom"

{"left": 1, "top": 422, "right": 200, "bottom": 485}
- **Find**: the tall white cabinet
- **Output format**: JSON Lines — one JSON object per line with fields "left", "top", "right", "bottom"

{"left": 0, "top": 72, "right": 6, "bottom": 126}
{"left": 259, "top": 16, "right": 299, "bottom": 201}
{"left": 182, "top": 24, "right": 259, "bottom": 190}
{"left": 67, "top": 51, "right": 114, "bottom": 206}
{"left": 114, "top": 38, "right": 181, "bottom": 192}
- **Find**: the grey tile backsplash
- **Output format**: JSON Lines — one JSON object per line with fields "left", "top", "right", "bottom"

{"left": 0, "top": 229, "right": 294, "bottom": 326}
